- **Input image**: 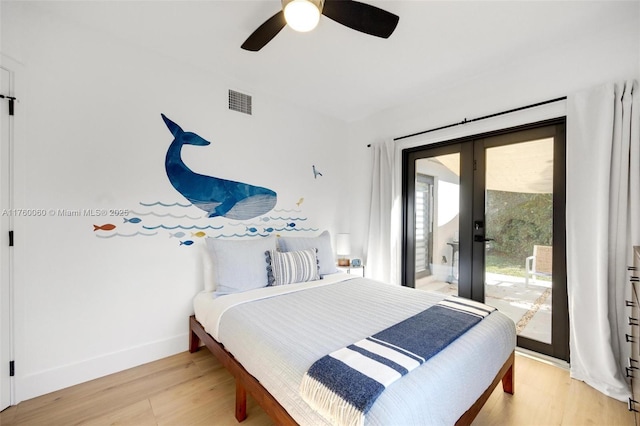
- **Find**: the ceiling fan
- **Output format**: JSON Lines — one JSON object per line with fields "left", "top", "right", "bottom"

{"left": 241, "top": 0, "right": 399, "bottom": 52}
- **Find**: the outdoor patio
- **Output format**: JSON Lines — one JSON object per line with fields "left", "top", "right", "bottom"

{"left": 416, "top": 273, "right": 552, "bottom": 344}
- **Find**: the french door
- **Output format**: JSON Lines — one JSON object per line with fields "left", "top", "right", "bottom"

{"left": 402, "top": 119, "right": 568, "bottom": 360}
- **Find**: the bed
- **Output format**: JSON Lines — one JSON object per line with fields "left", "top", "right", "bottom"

{"left": 189, "top": 233, "right": 516, "bottom": 425}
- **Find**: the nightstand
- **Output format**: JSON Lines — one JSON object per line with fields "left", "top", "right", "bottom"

{"left": 337, "top": 265, "right": 365, "bottom": 277}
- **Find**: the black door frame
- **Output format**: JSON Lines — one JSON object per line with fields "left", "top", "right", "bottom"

{"left": 401, "top": 118, "right": 569, "bottom": 361}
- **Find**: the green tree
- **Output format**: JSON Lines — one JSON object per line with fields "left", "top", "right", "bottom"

{"left": 486, "top": 190, "right": 553, "bottom": 265}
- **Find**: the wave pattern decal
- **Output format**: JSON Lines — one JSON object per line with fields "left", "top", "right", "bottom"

{"left": 95, "top": 231, "right": 159, "bottom": 238}
{"left": 96, "top": 197, "right": 319, "bottom": 245}
{"left": 130, "top": 210, "right": 203, "bottom": 220}
{"left": 142, "top": 224, "right": 224, "bottom": 230}
{"left": 273, "top": 209, "right": 302, "bottom": 213}
{"left": 139, "top": 201, "right": 193, "bottom": 208}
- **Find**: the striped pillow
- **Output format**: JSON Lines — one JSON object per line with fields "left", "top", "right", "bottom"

{"left": 266, "top": 248, "right": 320, "bottom": 286}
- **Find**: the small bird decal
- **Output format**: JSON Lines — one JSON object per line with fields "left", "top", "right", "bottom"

{"left": 296, "top": 197, "right": 304, "bottom": 207}
{"left": 312, "top": 165, "right": 323, "bottom": 179}
{"left": 94, "top": 224, "right": 116, "bottom": 231}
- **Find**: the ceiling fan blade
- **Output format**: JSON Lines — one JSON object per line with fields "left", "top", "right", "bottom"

{"left": 241, "top": 10, "right": 286, "bottom": 51}
{"left": 322, "top": 0, "right": 399, "bottom": 38}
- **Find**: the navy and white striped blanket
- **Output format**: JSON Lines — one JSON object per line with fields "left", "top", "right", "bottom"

{"left": 300, "top": 296, "right": 496, "bottom": 426}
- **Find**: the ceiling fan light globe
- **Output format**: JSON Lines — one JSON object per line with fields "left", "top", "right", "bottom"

{"left": 284, "top": 0, "right": 321, "bottom": 32}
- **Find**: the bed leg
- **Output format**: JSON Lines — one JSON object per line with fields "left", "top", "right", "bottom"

{"left": 501, "top": 361, "right": 514, "bottom": 395}
{"left": 235, "top": 380, "right": 248, "bottom": 422}
{"left": 189, "top": 316, "right": 200, "bottom": 353}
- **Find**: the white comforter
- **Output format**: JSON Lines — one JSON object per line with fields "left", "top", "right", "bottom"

{"left": 194, "top": 274, "right": 516, "bottom": 425}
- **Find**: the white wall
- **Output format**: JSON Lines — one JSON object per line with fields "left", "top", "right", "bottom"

{"left": 2, "top": 2, "right": 349, "bottom": 402}
{"left": 345, "top": 1, "right": 640, "bottom": 275}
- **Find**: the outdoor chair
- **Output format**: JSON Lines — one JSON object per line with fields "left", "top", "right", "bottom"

{"left": 525, "top": 245, "right": 552, "bottom": 287}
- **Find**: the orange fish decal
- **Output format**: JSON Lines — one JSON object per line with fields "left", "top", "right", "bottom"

{"left": 94, "top": 224, "right": 116, "bottom": 231}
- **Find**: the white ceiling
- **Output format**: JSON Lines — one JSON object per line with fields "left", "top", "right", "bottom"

{"left": 30, "top": 0, "right": 633, "bottom": 122}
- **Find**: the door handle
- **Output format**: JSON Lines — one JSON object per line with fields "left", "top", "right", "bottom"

{"left": 474, "top": 235, "right": 495, "bottom": 242}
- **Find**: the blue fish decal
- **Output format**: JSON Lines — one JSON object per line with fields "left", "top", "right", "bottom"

{"left": 123, "top": 217, "right": 142, "bottom": 224}
{"left": 246, "top": 227, "right": 258, "bottom": 233}
{"left": 162, "top": 114, "right": 277, "bottom": 220}
{"left": 264, "top": 227, "right": 274, "bottom": 233}
{"left": 287, "top": 222, "right": 296, "bottom": 228}
{"left": 180, "top": 240, "right": 194, "bottom": 246}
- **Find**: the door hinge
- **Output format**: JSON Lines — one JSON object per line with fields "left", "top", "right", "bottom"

{"left": 0, "top": 94, "right": 16, "bottom": 116}
{"left": 9, "top": 360, "right": 14, "bottom": 377}
{"left": 9, "top": 230, "right": 13, "bottom": 247}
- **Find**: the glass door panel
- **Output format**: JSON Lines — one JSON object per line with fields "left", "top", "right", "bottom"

{"left": 413, "top": 153, "right": 460, "bottom": 296}
{"left": 483, "top": 138, "right": 554, "bottom": 344}
{"left": 415, "top": 174, "right": 434, "bottom": 279}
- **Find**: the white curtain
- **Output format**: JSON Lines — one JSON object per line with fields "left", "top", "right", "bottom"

{"left": 566, "top": 80, "right": 640, "bottom": 401}
{"left": 365, "top": 139, "right": 396, "bottom": 284}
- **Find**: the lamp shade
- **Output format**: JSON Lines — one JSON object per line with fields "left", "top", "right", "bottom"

{"left": 283, "top": 0, "right": 322, "bottom": 32}
{"left": 336, "top": 233, "right": 351, "bottom": 257}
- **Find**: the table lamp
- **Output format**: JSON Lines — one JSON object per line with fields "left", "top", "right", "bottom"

{"left": 336, "top": 233, "right": 351, "bottom": 267}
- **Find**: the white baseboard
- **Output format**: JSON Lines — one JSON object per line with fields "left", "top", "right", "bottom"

{"left": 15, "top": 333, "right": 188, "bottom": 404}
{"left": 515, "top": 347, "right": 570, "bottom": 370}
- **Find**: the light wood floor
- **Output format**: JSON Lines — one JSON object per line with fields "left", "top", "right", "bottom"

{"left": 0, "top": 350, "right": 634, "bottom": 426}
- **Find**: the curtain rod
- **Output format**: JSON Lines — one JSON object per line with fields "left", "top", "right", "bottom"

{"left": 366, "top": 96, "right": 567, "bottom": 146}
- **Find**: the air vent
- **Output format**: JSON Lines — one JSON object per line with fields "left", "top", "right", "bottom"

{"left": 228, "top": 89, "right": 252, "bottom": 115}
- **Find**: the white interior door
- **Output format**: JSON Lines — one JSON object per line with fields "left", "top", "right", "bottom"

{"left": 0, "top": 65, "right": 14, "bottom": 411}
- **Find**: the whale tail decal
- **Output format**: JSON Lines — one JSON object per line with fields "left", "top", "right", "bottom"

{"left": 162, "top": 114, "right": 277, "bottom": 220}
{"left": 161, "top": 114, "right": 183, "bottom": 138}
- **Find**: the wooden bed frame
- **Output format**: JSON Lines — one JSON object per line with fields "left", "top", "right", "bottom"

{"left": 189, "top": 315, "right": 514, "bottom": 425}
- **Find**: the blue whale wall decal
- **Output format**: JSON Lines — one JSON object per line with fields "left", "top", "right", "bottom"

{"left": 162, "top": 114, "right": 277, "bottom": 220}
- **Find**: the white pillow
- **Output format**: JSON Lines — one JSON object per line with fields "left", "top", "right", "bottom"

{"left": 205, "top": 237, "right": 277, "bottom": 295}
{"left": 277, "top": 230, "right": 338, "bottom": 276}
{"left": 266, "top": 248, "right": 320, "bottom": 286}
{"left": 201, "top": 242, "right": 215, "bottom": 292}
